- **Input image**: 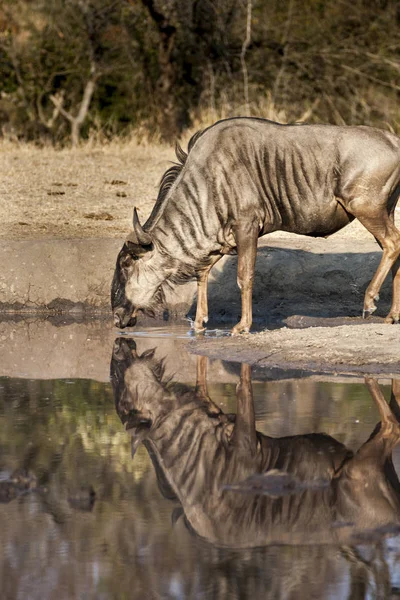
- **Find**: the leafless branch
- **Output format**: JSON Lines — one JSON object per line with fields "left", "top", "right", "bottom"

{"left": 37, "top": 90, "right": 65, "bottom": 129}
{"left": 272, "top": 0, "right": 294, "bottom": 103}
{"left": 323, "top": 93, "right": 346, "bottom": 125}
{"left": 298, "top": 97, "right": 320, "bottom": 123}
{"left": 340, "top": 64, "right": 400, "bottom": 93}
{"left": 49, "top": 62, "right": 99, "bottom": 146}
{"left": 321, "top": 49, "right": 400, "bottom": 73}
{"left": 240, "top": 0, "right": 252, "bottom": 116}
{"left": 208, "top": 61, "right": 216, "bottom": 121}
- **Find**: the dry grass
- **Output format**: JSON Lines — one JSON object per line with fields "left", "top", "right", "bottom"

{"left": 0, "top": 137, "right": 175, "bottom": 240}
{"left": 1, "top": 127, "right": 398, "bottom": 242}
{"left": 1, "top": 125, "right": 192, "bottom": 241}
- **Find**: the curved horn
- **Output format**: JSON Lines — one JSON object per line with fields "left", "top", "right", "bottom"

{"left": 133, "top": 207, "right": 152, "bottom": 246}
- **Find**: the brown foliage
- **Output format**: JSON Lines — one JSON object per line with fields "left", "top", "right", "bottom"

{"left": 0, "top": 0, "right": 400, "bottom": 144}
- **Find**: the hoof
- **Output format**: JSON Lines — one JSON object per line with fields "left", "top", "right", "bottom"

{"left": 231, "top": 326, "right": 250, "bottom": 336}
{"left": 192, "top": 318, "right": 207, "bottom": 333}
{"left": 362, "top": 306, "right": 377, "bottom": 319}
{"left": 193, "top": 325, "right": 206, "bottom": 334}
{"left": 384, "top": 314, "right": 400, "bottom": 324}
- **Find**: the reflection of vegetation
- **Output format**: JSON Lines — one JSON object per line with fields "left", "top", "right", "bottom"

{"left": 0, "top": 375, "right": 396, "bottom": 598}
{"left": 0, "top": 375, "right": 391, "bottom": 482}
{"left": 0, "top": 377, "right": 152, "bottom": 481}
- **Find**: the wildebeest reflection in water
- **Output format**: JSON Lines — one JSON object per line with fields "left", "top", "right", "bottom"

{"left": 111, "top": 338, "right": 400, "bottom": 547}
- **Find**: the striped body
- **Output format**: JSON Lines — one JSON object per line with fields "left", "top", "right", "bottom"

{"left": 111, "top": 340, "right": 400, "bottom": 548}
{"left": 146, "top": 406, "right": 345, "bottom": 547}
{"left": 112, "top": 118, "right": 400, "bottom": 330}
{"left": 151, "top": 122, "right": 397, "bottom": 249}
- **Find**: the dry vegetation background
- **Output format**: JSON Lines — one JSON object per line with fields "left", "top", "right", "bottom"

{"left": 1, "top": 0, "right": 400, "bottom": 146}
{"left": 1, "top": 0, "right": 400, "bottom": 239}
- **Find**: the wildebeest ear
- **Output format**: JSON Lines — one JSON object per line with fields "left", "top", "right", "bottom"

{"left": 112, "top": 338, "right": 138, "bottom": 361}
{"left": 133, "top": 207, "right": 152, "bottom": 246}
{"left": 141, "top": 348, "right": 156, "bottom": 360}
{"left": 171, "top": 507, "right": 184, "bottom": 525}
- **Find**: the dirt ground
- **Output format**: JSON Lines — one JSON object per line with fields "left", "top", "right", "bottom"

{"left": 0, "top": 140, "right": 173, "bottom": 240}
{"left": 190, "top": 321, "right": 400, "bottom": 376}
{"left": 1, "top": 139, "right": 399, "bottom": 374}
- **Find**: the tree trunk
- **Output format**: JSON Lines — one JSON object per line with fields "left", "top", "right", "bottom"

{"left": 50, "top": 66, "right": 97, "bottom": 147}
{"left": 140, "top": 0, "right": 188, "bottom": 141}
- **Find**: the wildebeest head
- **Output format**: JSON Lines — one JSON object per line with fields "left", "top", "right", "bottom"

{"left": 111, "top": 208, "right": 158, "bottom": 328}
{"left": 110, "top": 337, "right": 169, "bottom": 450}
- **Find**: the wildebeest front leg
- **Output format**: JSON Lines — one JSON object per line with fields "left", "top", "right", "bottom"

{"left": 195, "top": 355, "right": 223, "bottom": 417}
{"left": 386, "top": 256, "right": 400, "bottom": 323}
{"left": 194, "top": 256, "right": 221, "bottom": 332}
{"left": 231, "top": 363, "right": 257, "bottom": 455}
{"left": 231, "top": 220, "right": 259, "bottom": 335}
{"left": 195, "top": 354, "right": 209, "bottom": 400}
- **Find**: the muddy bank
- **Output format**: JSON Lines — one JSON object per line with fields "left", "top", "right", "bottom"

{"left": 190, "top": 322, "right": 400, "bottom": 377}
{"left": 1, "top": 317, "right": 385, "bottom": 385}
{"left": 0, "top": 319, "right": 237, "bottom": 384}
{"left": 0, "top": 238, "right": 195, "bottom": 316}
{"left": 2, "top": 318, "right": 385, "bottom": 384}
{"left": 0, "top": 236, "right": 392, "bottom": 322}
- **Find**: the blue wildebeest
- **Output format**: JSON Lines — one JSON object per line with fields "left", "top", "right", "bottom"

{"left": 112, "top": 118, "right": 400, "bottom": 333}
{"left": 111, "top": 338, "right": 400, "bottom": 547}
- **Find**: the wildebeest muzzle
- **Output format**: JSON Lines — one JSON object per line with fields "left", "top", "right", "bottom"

{"left": 113, "top": 307, "right": 137, "bottom": 329}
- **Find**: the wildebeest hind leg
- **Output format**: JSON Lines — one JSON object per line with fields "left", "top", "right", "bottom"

{"left": 335, "top": 379, "right": 400, "bottom": 491}
{"left": 231, "top": 219, "right": 259, "bottom": 335}
{"left": 385, "top": 256, "right": 400, "bottom": 323}
{"left": 373, "top": 212, "right": 400, "bottom": 324}
{"left": 389, "top": 379, "right": 400, "bottom": 422}
{"left": 355, "top": 213, "right": 400, "bottom": 319}
{"left": 363, "top": 377, "right": 400, "bottom": 455}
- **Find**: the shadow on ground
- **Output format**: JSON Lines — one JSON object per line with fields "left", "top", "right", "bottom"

{"left": 187, "top": 246, "right": 391, "bottom": 329}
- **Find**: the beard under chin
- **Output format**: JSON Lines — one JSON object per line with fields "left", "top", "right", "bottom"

{"left": 141, "top": 286, "right": 165, "bottom": 319}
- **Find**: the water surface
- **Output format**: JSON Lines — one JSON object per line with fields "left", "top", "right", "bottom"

{"left": 1, "top": 324, "right": 400, "bottom": 599}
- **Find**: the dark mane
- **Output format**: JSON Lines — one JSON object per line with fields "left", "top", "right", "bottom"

{"left": 144, "top": 129, "right": 205, "bottom": 230}
{"left": 137, "top": 352, "right": 195, "bottom": 398}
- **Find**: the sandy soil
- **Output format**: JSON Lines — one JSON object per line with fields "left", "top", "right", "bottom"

{"left": 0, "top": 140, "right": 173, "bottom": 239}
{"left": 190, "top": 321, "right": 400, "bottom": 376}
{"left": 1, "top": 140, "right": 399, "bottom": 374}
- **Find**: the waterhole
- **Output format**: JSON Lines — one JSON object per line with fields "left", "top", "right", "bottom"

{"left": 0, "top": 320, "right": 400, "bottom": 599}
